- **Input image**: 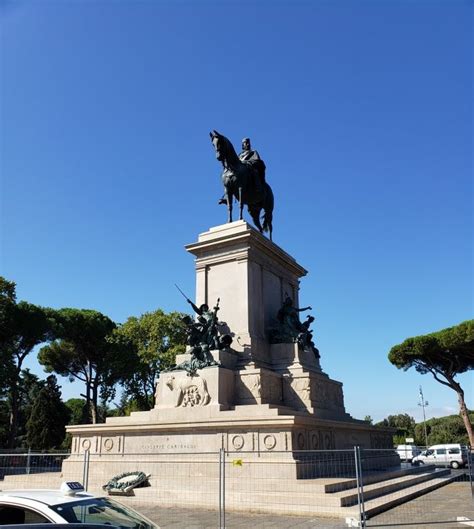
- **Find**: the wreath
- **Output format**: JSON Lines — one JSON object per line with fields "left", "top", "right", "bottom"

{"left": 102, "top": 471, "right": 150, "bottom": 493}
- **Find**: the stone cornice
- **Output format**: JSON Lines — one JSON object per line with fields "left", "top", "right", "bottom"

{"left": 186, "top": 221, "right": 308, "bottom": 279}
{"left": 66, "top": 415, "right": 394, "bottom": 435}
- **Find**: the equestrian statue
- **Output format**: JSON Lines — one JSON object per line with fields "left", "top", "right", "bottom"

{"left": 210, "top": 130, "right": 274, "bottom": 240}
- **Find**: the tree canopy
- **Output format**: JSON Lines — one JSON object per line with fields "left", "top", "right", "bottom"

{"left": 389, "top": 320, "right": 474, "bottom": 446}
{"left": 18, "top": 370, "right": 46, "bottom": 439}
{"left": 415, "top": 412, "right": 474, "bottom": 446}
{"left": 26, "top": 375, "right": 70, "bottom": 450}
{"left": 375, "top": 413, "right": 416, "bottom": 444}
{"left": 0, "top": 277, "right": 55, "bottom": 447}
{"left": 0, "top": 277, "right": 16, "bottom": 396}
{"left": 38, "top": 308, "right": 118, "bottom": 424}
{"left": 112, "top": 309, "right": 187, "bottom": 410}
{"left": 65, "top": 398, "right": 89, "bottom": 425}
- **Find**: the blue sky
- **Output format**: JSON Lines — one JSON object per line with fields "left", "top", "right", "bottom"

{"left": 1, "top": 0, "right": 472, "bottom": 422}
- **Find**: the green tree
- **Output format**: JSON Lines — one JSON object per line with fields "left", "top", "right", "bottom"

{"left": 15, "top": 370, "right": 46, "bottom": 448}
{"left": 65, "top": 398, "right": 88, "bottom": 425}
{"left": 414, "top": 412, "right": 474, "bottom": 446}
{"left": 60, "top": 398, "right": 88, "bottom": 450}
{"left": 112, "top": 310, "right": 187, "bottom": 410}
{"left": 389, "top": 320, "right": 474, "bottom": 447}
{"left": 0, "top": 399, "right": 9, "bottom": 447}
{"left": 0, "top": 277, "right": 54, "bottom": 447}
{"left": 0, "top": 276, "right": 17, "bottom": 354}
{"left": 0, "top": 277, "right": 16, "bottom": 384}
{"left": 26, "top": 375, "right": 70, "bottom": 450}
{"left": 8, "top": 303, "right": 54, "bottom": 447}
{"left": 0, "top": 277, "right": 16, "bottom": 446}
{"left": 363, "top": 415, "right": 373, "bottom": 425}
{"left": 38, "top": 308, "right": 118, "bottom": 424}
{"left": 375, "top": 413, "right": 416, "bottom": 444}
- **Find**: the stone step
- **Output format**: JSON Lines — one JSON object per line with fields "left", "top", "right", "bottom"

{"left": 109, "top": 463, "right": 439, "bottom": 497}
{"left": 1, "top": 465, "right": 458, "bottom": 520}
{"left": 334, "top": 468, "right": 451, "bottom": 506}
{"left": 323, "top": 463, "right": 437, "bottom": 492}
{"left": 129, "top": 486, "right": 352, "bottom": 517}
{"left": 362, "top": 473, "right": 459, "bottom": 518}
{"left": 130, "top": 467, "right": 448, "bottom": 507}
{"left": 132, "top": 465, "right": 455, "bottom": 517}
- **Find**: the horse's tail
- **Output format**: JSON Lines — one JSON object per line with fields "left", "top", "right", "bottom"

{"left": 262, "top": 183, "right": 274, "bottom": 239}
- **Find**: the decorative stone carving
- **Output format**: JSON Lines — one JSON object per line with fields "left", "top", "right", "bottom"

{"left": 166, "top": 375, "right": 210, "bottom": 407}
{"left": 263, "top": 434, "right": 277, "bottom": 450}
{"left": 296, "top": 432, "right": 306, "bottom": 449}
{"left": 232, "top": 434, "right": 245, "bottom": 450}
{"left": 292, "top": 377, "right": 311, "bottom": 401}
{"left": 103, "top": 438, "right": 114, "bottom": 452}
{"left": 321, "top": 430, "right": 335, "bottom": 449}
{"left": 236, "top": 369, "right": 282, "bottom": 405}
{"left": 250, "top": 375, "right": 261, "bottom": 398}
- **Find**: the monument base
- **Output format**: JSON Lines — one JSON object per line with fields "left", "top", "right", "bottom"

{"left": 66, "top": 360, "right": 394, "bottom": 465}
{"left": 62, "top": 222, "right": 398, "bottom": 516}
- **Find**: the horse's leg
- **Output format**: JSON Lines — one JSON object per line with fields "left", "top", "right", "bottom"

{"left": 262, "top": 183, "right": 274, "bottom": 240}
{"left": 226, "top": 189, "right": 233, "bottom": 223}
{"left": 238, "top": 187, "right": 244, "bottom": 220}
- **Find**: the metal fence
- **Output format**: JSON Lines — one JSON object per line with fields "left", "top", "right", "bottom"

{"left": 0, "top": 451, "right": 69, "bottom": 479}
{"left": 0, "top": 448, "right": 472, "bottom": 528}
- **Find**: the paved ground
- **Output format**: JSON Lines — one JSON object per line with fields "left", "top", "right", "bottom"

{"left": 137, "top": 481, "right": 474, "bottom": 529}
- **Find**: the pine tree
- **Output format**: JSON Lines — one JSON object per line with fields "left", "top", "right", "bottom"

{"left": 26, "top": 375, "right": 70, "bottom": 450}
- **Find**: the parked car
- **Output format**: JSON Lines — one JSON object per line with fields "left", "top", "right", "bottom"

{"left": 0, "top": 482, "right": 158, "bottom": 527}
{"left": 396, "top": 444, "right": 421, "bottom": 462}
{"left": 412, "top": 444, "right": 469, "bottom": 469}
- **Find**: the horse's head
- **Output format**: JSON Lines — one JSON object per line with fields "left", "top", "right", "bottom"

{"left": 209, "top": 130, "right": 226, "bottom": 162}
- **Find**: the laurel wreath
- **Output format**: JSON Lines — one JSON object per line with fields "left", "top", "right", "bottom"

{"left": 102, "top": 471, "right": 149, "bottom": 492}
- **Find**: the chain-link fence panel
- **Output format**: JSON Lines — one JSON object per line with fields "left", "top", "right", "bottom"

{"left": 360, "top": 447, "right": 474, "bottom": 528}
{"left": 222, "top": 448, "right": 363, "bottom": 528}
{"left": 80, "top": 451, "right": 222, "bottom": 528}
{"left": 0, "top": 451, "right": 74, "bottom": 490}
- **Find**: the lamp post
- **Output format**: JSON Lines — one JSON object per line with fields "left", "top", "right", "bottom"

{"left": 418, "top": 386, "right": 429, "bottom": 447}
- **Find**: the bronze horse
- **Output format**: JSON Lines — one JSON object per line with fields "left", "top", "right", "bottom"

{"left": 210, "top": 130, "right": 274, "bottom": 240}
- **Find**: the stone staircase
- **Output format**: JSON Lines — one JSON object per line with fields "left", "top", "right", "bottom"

{"left": 0, "top": 463, "right": 460, "bottom": 519}
{"left": 125, "top": 463, "right": 458, "bottom": 518}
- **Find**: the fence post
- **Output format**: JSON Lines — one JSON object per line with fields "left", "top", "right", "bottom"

{"left": 26, "top": 448, "right": 31, "bottom": 475}
{"left": 357, "top": 446, "right": 366, "bottom": 527}
{"left": 354, "top": 446, "right": 366, "bottom": 528}
{"left": 82, "top": 450, "right": 90, "bottom": 491}
{"left": 467, "top": 445, "right": 474, "bottom": 502}
{"left": 219, "top": 448, "right": 226, "bottom": 529}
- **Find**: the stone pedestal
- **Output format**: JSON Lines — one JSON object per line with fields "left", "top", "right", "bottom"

{"left": 63, "top": 221, "right": 397, "bottom": 514}
{"left": 185, "top": 221, "right": 307, "bottom": 368}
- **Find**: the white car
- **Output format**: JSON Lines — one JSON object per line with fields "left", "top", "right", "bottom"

{"left": 396, "top": 444, "right": 421, "bottom": 462}
{"left": 412, "top": 444, "right": 469, "bottom": 469}
{"left": 0, "top": 482, "right": 158, "bottom": 528}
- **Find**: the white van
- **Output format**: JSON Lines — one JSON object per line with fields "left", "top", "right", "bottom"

{"left": 396, "top": 444, "right": 421, "bottom": 462}
{"left": 412, "top": 444, "right": 468, "bottom": 469}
